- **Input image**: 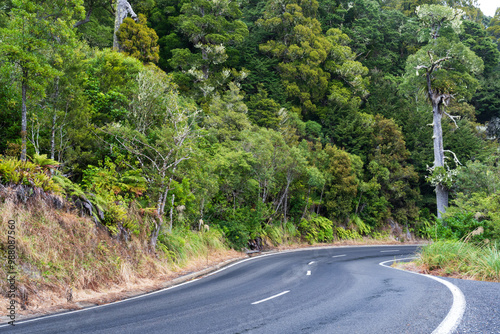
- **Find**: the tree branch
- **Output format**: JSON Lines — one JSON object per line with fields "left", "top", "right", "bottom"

{"left": 443, "top": 110, "right": 460, "bottom": 128}
{"left": 73, "top": 7, "right": 93, "bottom": 27}
{"left": 443, "top": 150, "right": 462, "bottom": 166}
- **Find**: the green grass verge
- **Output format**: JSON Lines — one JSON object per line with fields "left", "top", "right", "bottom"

{"left": 417, "top": 240, "right": 500, "bottom": 282}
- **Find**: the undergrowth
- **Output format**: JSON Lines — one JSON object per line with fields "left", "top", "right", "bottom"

{"left": 417, "top": 240, "right": 500, "bottom": 282}
{"left": 0, "top": 192, "right": 228, "bottom": 311}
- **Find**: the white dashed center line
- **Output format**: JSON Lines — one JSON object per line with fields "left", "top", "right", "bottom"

{"left": 332, "top": 254, "right": 346, "bottom": 258}
{"left": 251, "top": 291, "right": 290, "bottom": 305}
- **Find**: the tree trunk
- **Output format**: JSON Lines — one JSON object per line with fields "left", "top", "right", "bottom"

{"left": 113, "top": 0, "right": 137, "bottom": 50}
{"left": 301, "top": 186, "right": 311, "bottom": 219}
{"left": 169, "top": 194, "right": 175, "bottom": 233}
{"left": 432, "top": 100, "right": 448, "bottom": 218}
{"left": 51, "top": 112, "right": 56, "bottom": 160}
{"left": 21, "top": 70, "right": 28, "bottom": 162}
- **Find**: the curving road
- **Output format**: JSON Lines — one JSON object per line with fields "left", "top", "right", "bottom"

{"left": 1, "top": 245, "right": 498, "bottom": 333}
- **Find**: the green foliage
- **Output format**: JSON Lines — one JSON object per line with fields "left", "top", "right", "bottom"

{"left": 157, "top": 226, "right": 225, "bottom": 264}
{"left": 418, "top": 241, "right": 500, "bottom": 282}
{"left": 350, "top": 213, "right": 371, "bottom": 235}
{"left": 0, "top": 155, "right": 62, "bottom": 193}
{"left": 169, "top": 0, "right": 249, "bottom": 99}
{"left": 420, "top": 212, "right": 488, "bottom": 242}
{"left": 0, "top": 0, "right": 497, "bottom": 256}
{"left": 335, "top": 226, "right": 362, "bottom": 241}
{"left": 257, "top": 1, "right": 368, "bottom": 117}
{"left": 117, "top": 14, "right": 160, "bottom": 64}
{"left": 323, "top": 144, "right": 358, "bottom": 220}
{"left": 487, "top": 9, "right": 500, "bottom": 47}
{"left": 80, "top": 157, "right": 147, "bottom": 232}
{"left": 298, "top": 216, "right": 334, "bottom": 244}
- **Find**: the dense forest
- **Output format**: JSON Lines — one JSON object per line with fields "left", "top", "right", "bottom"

{"left": 1, "top": 0, "right": 500, "bottom": 251}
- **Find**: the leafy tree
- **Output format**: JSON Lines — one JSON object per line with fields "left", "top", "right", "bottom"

{"left": 0, "top": 0, "right": 84, "bottom": 161}
{"left": 320, "top": 144, "right": 358, "bottom": 221}
{"left": 75, "top": 0, "right": 115, "bottom": 48}
{"left": 169, "top": 0, "right": 248, "bottom": 99}
{"left": 486, "top": 8, "right": 500, "bottom": 48}
{"left": 257, "top": 0, "right": 368, "bottom": 118}
{"left": 204, "top": 82, "right": 252, "bottom": 143}
{"left": 103, "top": 66, "right": 201, "bottom": 249}
{"left": 246, "top": 84, "right": 281, "bottom": 129}
{"left": 339, "top": 0, "right": 420, "bottom": 76}
{"left": 404, "top": 4, "right": 483, "bottom": 217}
{"left": 117, "top": 14, "right": 159, "bottom": 64}
{"left": 460, "top": 20, "right": 500, "bottom": 74}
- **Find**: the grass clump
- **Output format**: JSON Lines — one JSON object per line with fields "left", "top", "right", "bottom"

{"left": 157, "top": 227, "right": 226, "bottom": 265}
{"left": 418, "top": 240, "right": 500, "bottom": 282}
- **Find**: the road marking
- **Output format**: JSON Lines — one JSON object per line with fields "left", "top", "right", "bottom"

{"left": 332, "top": 254, "right": 346, "bottom": 258}
{"left": 308, "top": 261, "right": 315, "bottom": 265}
{"left": 380, "top": 250, "right": 399, "bottom": 253}
{"left": 251, "top": 291, "right": 290, "bottom": 305}
{"left": 1, "top": 245, "right": 423, "bottom": 328}
{"left": 0, "top": 278, "right": 202, "bottom": 327}
{"left": 379, "top": 257, "right": 466, "bottom": 334}
{"left": 306, "top": 270, "right": 311, "bottom": 275}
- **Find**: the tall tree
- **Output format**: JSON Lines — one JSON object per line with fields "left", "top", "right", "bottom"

{"left": 257, "top": 0, "right": 368, "bottom": 119}
{"left": 104, "top": 66, "right": 201, "bottom": 249}
{"left": 169, "top": 0, "right": 248, "bottom": 100}
{"left": 404, "top": 4, "right": 483, "bottom": 217}
{"left": 487, "top": 8, "right": 500, "bottom": 48}
{"left": 0, "top": 0, "right": 84, "bottom": 161}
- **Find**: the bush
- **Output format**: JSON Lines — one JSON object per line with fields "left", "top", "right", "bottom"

{"left": 336, "top": 227, "right": 362, "bottom": 241}
{"left": 0, "top": 155, "right": 62, "bottom": 193}
{"left": 420, "top": 212, "right": 491, "bottom": 243}
{"left": 298, "top": 216, "right": 334, "bottom": 244}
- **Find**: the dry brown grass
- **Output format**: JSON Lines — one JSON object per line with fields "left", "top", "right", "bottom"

{"left": 0, "top": 192, "right": 242, "bottom": 322}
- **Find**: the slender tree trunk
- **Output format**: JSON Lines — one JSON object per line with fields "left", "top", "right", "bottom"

{"left": 432, "top": 100, "right": 448, "bottom": 218}
{"left": 50, "top": 77, "right": 60, "bottom": 161}
{"left": 169, "top": 194, "right": 175, "bottom": 233}
{"left": 316, "top": 184, "right": 325, "bottom": 215}
{"left": 302, "top": 186, "right": 311, "bottom": 219}
{"left": 51, "top": 112, "right": 56, "bottom": 160}
{"left": 21, "top": 70, "right": 28, "bottom": 161}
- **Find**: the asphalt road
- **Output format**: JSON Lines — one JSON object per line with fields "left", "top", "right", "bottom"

{"left": 2, "top": 245, "right": 497, "bottom": 333}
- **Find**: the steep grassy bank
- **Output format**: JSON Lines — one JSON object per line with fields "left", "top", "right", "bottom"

{"left": 0, "top": 189, "right": 233, "bottom": 316}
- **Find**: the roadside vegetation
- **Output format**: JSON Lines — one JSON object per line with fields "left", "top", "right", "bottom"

{"left": 418, "top": 241, "right": 500, "bottom": 282}
{"left": 1, "top": 0, "right": 500, "bottom": 315}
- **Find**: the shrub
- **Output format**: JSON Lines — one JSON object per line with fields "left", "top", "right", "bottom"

{"left": 0, "top": 155, "right": 62, "bottom": 193}
{"left": 336, "top": 227, "right": 362, "bottom": 241}
{"left": 298, "top": 216, "right": 334, "bottom": 244}
{"left": 420, "top": 211, "right": 491, "bottom": 243}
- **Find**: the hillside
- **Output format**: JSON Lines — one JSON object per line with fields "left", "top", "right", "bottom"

{"left": 1, "top": 0, "right": 500, "bottom": 321}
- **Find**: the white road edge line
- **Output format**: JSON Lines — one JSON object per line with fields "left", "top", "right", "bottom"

{"left": 0, "top": 278, "right": 201, "bottom": 327}
{"left": 380, "top": 250, "right": 399, "bottom": 252}
{"left": 1, "top": 245, "right": 422, "bottom": 328}
{"left": 332, "top": 254, "right": 346, "bottom": 258}
{"left": 379, "top": 257, "right": 466, "bottom": 334}
{"left": 251, "top": 291, "right": 290, "bottom": 305}
{"left": 306, "top": 270, "right": 311, "bottom": 275}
